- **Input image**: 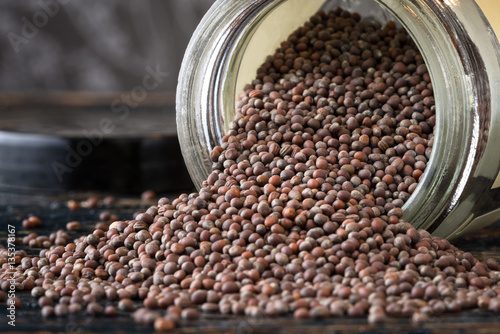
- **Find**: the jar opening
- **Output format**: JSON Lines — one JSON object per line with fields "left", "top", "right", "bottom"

{"left": 177, "top": 0, "right": 499, "bottom": 238}
{"left": 217, "top": 0, "right": 444, "bottom": 223}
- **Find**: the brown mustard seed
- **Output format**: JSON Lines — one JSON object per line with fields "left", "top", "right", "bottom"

{"left": 87, "top": 302, "right": 104, "bottom": 316}
{"left": 66, "top": 221, "right": 81, "bottom": 231}
{"left": 7, "top": 297, "right": 22, "bottom": 308}
{"left": 41, "top": 305, "right": 55, "bottom": 317}
{"left": 105, "top": 305, "right": 117, "bottom": 316}
{"left": 0, "top": 291, "right": 7, "bottom": 303}
{"left": 154, "top": 318, "right": 175, "bottom": 332}
{"left": 22, "top": 216, "right": 42, "bottom": 229}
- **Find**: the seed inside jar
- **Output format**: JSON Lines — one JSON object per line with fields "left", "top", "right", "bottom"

{"left": 1, "top": 7, "right": 500, "bottom": 333}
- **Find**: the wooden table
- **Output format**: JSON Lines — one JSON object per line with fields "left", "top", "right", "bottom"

{"left": 1, "top": 193, "right": 500, "bottom": 334}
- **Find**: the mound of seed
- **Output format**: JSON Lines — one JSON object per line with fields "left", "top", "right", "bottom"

{"left": 2, "top": 8, "right": 500, "bottom": 332}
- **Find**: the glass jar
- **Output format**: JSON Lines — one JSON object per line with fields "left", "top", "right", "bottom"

{"left": 176, "top": 0, "right": 500, "bottom": 239}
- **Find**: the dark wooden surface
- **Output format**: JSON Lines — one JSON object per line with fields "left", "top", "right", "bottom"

{"left": 1, "top": 193, "right": 500, "bottom": 334}
{"left": 0, "top": 106, "right": 195, "bottom": 193}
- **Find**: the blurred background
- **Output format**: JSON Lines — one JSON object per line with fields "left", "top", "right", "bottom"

{"left": 0, "top": 0, "right": 216, "bottom": 194}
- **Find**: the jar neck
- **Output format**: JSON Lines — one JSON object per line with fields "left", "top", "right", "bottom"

{"left": 387, "top": 0, "right": 500, "bottom": 238}
{"left": 176, "top": 0, "right": 500, "bottom": 238}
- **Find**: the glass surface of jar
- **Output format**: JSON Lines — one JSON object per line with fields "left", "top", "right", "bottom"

{"left": 176, "top": 0, "right": 500, "bottom": 239}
